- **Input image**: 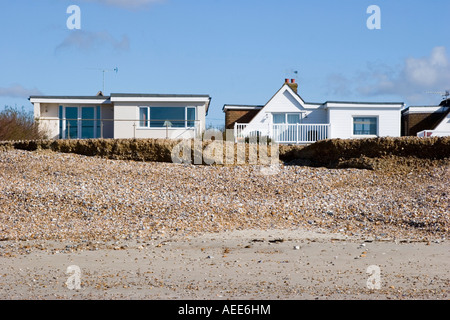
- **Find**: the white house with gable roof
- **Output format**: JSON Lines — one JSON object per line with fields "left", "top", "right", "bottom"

{"left": 224, "top": 79, "right": 404, "bottom": 144}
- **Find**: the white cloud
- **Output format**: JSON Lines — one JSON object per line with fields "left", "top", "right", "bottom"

{"left": 357, "top": 46, "right": 450, "bottom": 104}
{"left": 0, "top": 84, "right": 42, "bottom": 98}
{"left": 325, "top": 47, "right": 450, "bottom": 104}
{"left": 55, "top": 30, "right": 129, "bottom": 53}
{"left": 81, "top": 0, "right": 165, "bottom": 9}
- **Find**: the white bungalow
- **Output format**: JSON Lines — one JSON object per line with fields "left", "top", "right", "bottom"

{"left": 29, "top": 92, "right": 211, "bottom": 140}
{"left": 224, "top": 79, "right": 404, "bottom": 144}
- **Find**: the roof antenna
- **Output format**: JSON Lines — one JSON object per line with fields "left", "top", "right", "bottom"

{"left": 426, "top": 90, "right": 450, "bottom": 101}
{"left": 87, "top": 67, "right": 119, "bottom": 93}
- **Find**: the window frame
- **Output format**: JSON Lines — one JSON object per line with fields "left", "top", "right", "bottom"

{"left": 272, "top": 112, "right": 302, "bottom": 124}
{"left": 138, "top": 106, "right": 196, "bottom": 129}
{"left": 59, "top": 105, "right": 101, "bottom": 139}
{"left": 352, "top": 116, "right": 378, "bottom": 136}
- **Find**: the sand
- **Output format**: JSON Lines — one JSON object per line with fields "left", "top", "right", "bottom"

{"left": 0, "top": 229, "right": 448, "bottom": 300}
{"left": 0, "top": 149, "right": 448, "bottom": 300}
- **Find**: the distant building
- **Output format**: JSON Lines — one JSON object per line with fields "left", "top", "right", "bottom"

{"left": 29, "top": 92, "right": 211, "bottom": 140}
{"left": 224, "top": 79, "right": 404, "bottom": 144}
{"left": 401, "top": 99, "right": 450, "bottom": 137}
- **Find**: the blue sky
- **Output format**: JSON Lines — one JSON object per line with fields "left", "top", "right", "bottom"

{"left": 1, "top": 0, "right": 449, "bottom": 128}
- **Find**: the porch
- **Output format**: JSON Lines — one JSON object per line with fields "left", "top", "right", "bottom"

{"left": 234, "top": 123, "right": 330, "bottom": 144}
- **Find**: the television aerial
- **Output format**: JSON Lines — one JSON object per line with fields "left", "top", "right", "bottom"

{"left": 426, "top": 90, "right": 450, "bottom": 100}
{"left": 87, "top": 67, "right": 119, "bottom": 93}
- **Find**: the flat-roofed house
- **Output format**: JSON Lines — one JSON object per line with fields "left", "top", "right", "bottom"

{"left": 29, "top": 92, "right": 211, "bottom": 140}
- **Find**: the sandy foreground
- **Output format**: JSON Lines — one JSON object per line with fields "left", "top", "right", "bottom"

{"left": 0, "top": 149, "right": 448, "bottom": 300}
{"left": 0, "top": 229, "right": 448, "bottom": 300}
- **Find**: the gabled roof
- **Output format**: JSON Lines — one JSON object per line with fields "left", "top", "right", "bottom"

{"left": 267, "top": 83, "right": 306, "bottom": 107}
{"left": 223, "top": 82, "right": 406, "bottom": 128}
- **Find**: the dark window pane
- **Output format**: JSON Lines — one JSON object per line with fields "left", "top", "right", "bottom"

{"left": 150, "top": 107, "right": 185, "bottom": 128}
{"left": 96, "top": 106, "right": 101, "bottom": 138}
{"left": 59, "top": 105, "right": 63, "bottom": 139}
{"left": 354, "top": 117, "right": 377, "bottom": 135}
{"left": 65, "top": 107, "right": 78, "bottom": 139}
{"left": 81, "top": 107, "right": 95, "bottom": 139}
{"left": 187, "top": 108, "right": 195, "bottom": 127}
{"left": 139, "top": 107, "right": 148, "bottom": 127}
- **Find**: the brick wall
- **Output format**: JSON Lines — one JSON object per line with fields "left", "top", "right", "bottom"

{"left": 402, "top": 112, "right": 448, "bottom": 136}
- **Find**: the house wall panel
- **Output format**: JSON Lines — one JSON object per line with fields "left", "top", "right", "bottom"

{"left": 113, "top": 102, "right": 205, "bottom": 139}
{"left": 39, "top": 103, "right": 59, "bottom": 139}
{"left": 328, "top": 107, "right": 401, "bottom": 139}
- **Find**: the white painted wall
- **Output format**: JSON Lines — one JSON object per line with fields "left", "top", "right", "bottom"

{"left": 302, "top": 104, "right": 327, "bottom": 124}
{"left": 246, "top": 85, "right": 327, "bottom": 136}
{"left": 113, "top": 102, "right": 206, "bottom": 139}
{"left": 37, "top": 103, "right": 59, "bottom": 139}
{"left": 327, "top": 105, "right": 402, "bottom": 139}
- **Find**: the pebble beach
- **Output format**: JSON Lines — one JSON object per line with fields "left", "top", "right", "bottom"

{"left": 0, "top": 149, "right": 449, "bottom": 299}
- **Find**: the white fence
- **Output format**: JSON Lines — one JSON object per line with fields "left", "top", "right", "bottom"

{"left": 234, "top": 123, "right": 330, "bottom": 144}
{"left": 417, "top": 130, "right": 450, "bottom": 137}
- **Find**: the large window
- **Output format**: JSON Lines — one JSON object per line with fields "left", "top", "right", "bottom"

{"left": 272, "top": 113, "right": 302, "bottom": 124}
{"left": 353, "top": 117, "right": 377, "bottom": 135}
{"left": 139, "top": 106, "right": 196, "bottom": 128}
{"left": 272, "top": 113, "right": 302, "bottom": 143}
{"left": 59, "top": 106, "right": 101, "bottom": 139}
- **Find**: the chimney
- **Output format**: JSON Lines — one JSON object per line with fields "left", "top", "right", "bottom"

{"left": 285, "top": 78, "right": 298, "bottom": 93}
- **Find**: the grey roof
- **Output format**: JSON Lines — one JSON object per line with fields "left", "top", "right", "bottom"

{"left": 110, "top": 93, "right": 210, "bottom": 98}
{"left": 223, "top": 104, "right": 264, "bottom": 107}
{"left": 325, "top": 101, "right": 404, "bottom": 105}
{"left": 29, "top": 93, "right": 211, "bottom": 100}
{"left": 29, "top": 95, "right": 110, "bottom": 100}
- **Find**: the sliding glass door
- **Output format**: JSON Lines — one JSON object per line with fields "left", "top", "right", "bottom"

{"left": 59, "top": 106, "right": 100, "bottom": 139}
{"left": 65, "top": 107, "right": 79, "bottom": 139}
{"left": 81, "top": 107, "right": 95, "bottom": 139}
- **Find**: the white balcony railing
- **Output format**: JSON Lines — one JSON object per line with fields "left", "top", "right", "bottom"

{"left": 234, "top": 123, "right": 330, "bottom": 144}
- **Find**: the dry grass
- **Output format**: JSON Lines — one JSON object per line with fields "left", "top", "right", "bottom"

{"left": 0, "top": 106, "right": 47, "bottom": 141}
{"left": 0, "top": 136, "right": 449, "bottom": 170}
{"left": 280, "top": 136, "right": 450, "bottom": 168}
